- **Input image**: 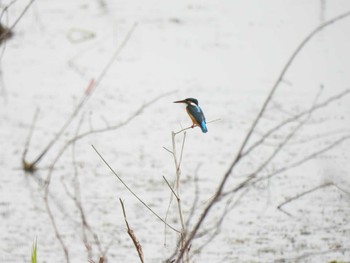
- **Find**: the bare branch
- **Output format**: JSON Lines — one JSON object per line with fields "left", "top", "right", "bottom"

{"left": 164, "top": 130, "right": 187, "bottom": 254}
{"left": 24, "top": 22, "right": 138, "bottom": 170}
{"left": 163, "top": 146, "right": 173, "bottom": 154}
{"left": 170, "top": 130, "right": 189, "bottom": 261}
{"left": 276, "top": 180, "right": 350, "bottom": 218}
{"left": 333, "top": 184, "right": 350, "bottom": 196}
{"left": 119, "top": 199, "right": 144, "bottom": 263}
{"left": 28, "top": 79, "right": 94, "bottom": 169}
{"left": 44, "top": 91, "right": 175, "bottom": 190}
{"left": 0, "top": 0, "right": 36, "bottom": 43}
{"left": 22, "top": 108, "right": 40, "bottom": 172}
{"left": 235, "top": 86, "right": 323, "bottom": 186}
{"left": 222, "top": 133, "right": 350, "bottom": 198}
{"left": 71, "top": 90, "right": 176, "bottom": 143}
{"left": 277, "top": 182, "right": 333, "bottom": 216}
{"left": 237, "top": 10, "right": 350, "bottom": 158}
{"left": 44, "top": 194, "right": 70, "bottom": 263}
{"left": 256, "top": 134, "right": 350, "bottom": 184}
{"left": 242, "top": 89, "right": 350, "bottom": 158}
{"left": 163, "top": 176, "right": 179, "bottom": 201}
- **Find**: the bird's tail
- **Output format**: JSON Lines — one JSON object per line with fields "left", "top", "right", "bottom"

{"left": 200, "top": 121, "right": 208, "bottom": 133}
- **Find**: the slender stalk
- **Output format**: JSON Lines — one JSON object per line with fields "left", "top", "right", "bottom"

{"left": 170, "top": 131, "right": 188, "bottom": 262}
{"left": 119, "top": 199, "right": 144, "bottom": 263}
{"left": 22, "top": 108, "right": 40, "bottom": 172}
{"left": 92, "top": 145, "right": 180, "bottom": 233}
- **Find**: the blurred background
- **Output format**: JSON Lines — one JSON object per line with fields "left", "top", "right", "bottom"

{"left": 0, "top": 1, "right": 350, "bottom": 262}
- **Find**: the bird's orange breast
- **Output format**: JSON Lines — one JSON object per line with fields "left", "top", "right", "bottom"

{"left": 186, "top": 108, "right": 200, "bottom": 125}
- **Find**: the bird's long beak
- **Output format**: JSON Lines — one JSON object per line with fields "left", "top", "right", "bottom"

{"left": 173, "top": 99, "right": 187, "bottom": 104}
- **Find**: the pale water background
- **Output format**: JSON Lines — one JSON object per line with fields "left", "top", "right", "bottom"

{"left": 0, "top": 1, "right": 350, "bottom": 262}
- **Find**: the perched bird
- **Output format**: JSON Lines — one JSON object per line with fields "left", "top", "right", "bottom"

{"left": 173, "top": 98, "right": 208, "bottom": 133}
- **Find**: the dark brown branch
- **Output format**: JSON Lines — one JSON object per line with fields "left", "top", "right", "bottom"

{"left": 0, "top": 0, "right": 36, "bottom": 43}
{"left": 119, "top": 199, "right": 144, "bottom": 263}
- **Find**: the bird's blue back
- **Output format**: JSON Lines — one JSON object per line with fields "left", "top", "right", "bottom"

{"left": 187, "top": 104, "right": 208, "bottom": 133}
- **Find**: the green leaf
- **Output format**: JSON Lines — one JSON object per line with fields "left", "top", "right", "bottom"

{"left": 31, "top": 239, "right": 37, "bottom": 263}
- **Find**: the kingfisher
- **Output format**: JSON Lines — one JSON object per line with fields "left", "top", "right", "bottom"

{"left": 173, "top": 98, "right": 208, "bottom": 133}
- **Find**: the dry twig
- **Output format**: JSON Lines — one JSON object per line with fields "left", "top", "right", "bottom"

{"left": 43, "top": 192, "right": 70, "bottom": 263}
{"left": 23, "top": 23, "right": 138, "bottom": 172}
{"left": 163, "top": 130, "right": 189, "bottom": 262}
{"left": 242, "top": 89, "right": 350, "bottom": 158}
{"left": 277, "top": 182, "right": 333, "bottom": 216}
{"left": 119, "top": 199, "right": 145, "bottom": 263}
{"left": 255, "top": 133, "right": 350, "bottom": 184}
{"left": 93, "top": 145, "right": 180, "bottom": 233}
{"left": 22, "top": 108, "right": 40, "bottom": 172}
{"left": 0, "top": 0, "right": 35, "bottom": 43}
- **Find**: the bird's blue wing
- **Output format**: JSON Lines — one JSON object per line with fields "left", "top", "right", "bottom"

{"left": 187, "top": 105, "right": 208, "bottom": 133}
